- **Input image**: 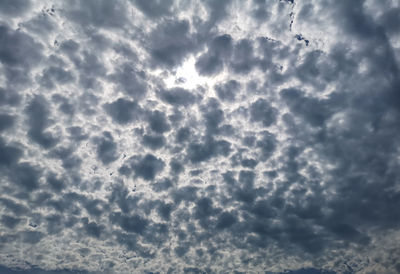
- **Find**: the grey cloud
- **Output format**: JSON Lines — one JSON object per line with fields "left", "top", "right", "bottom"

{"left": 187, "top": 138, "right": 231, "bottom": 163}
{"left": 109, "top": 64, "right": 147, "bottom": 99}
{"left": 65, "top": 0, "right": 129, "bottom": 29}
{"left": 157, "top": 201, "right": 174, "bottom": 221}
{"left": 176, "top": 127, "right": 191, "bottom": 144}
{"left": 204, "top": 0, "right": 232, "bottom": 25}
{"left": 0, "top": 24, "right": 42, "bottom": 68}
{"left": 0, "top": 197, "right": 29, "bottom": 216}
{"left": 9, "top": 162, "right": 41, "bottom": 191}
{"left": 0, "top": 0, "right": 399, "bottom": 273}
{"left": 82, "top": 218, "right": 104, "bottom": 239}
{"left": 21, "top": 13, "right": 55, "bottom": 36}
{"left": 142, "top": 134, "right": 165, "bottom": 150}
{"left": 67, "top": 126, "right": 88, "bottom": 142}
{"left": 132, "top": 0, "right": 173, "bottom": 18}
{"left": 21, "top": 230, "right": 44, "bottom": 244}
{"left": 0, "top": 87, "right": 21, "bottom": 106}
{"left": 38, "top": 66, "right": 74, "bottom": 89}
{"left": 103, "top": 98, "right": 142, "bottom": 124}
{"left": 110, "top": 212, "right": 148, "bottom": 234}
{"left": 1, "top": 215, "right": 21, "bottom": 229}
{"left": 25, "top": 96, "right": 58, "bottom": 149}
{"left": 195, "top": 34, "right": 233, "bottom": 76}
{"left": 0, "top": 0, "right": 31, "bottom": 17}
{"left": 132, "top": 154, "right": 165, "bottom": 181}
{"left": 169, "top": 159, "right": 184, "bottom": 175}
{"left": 0, "top": 137, "right": 22, "bottom": 166}
{"left": 75, "top": 51, "right": 107, "bottom": 78}
{"left": 95, "top": 132, "right": 118, "bottom": 165}
{"left": 151, "top": 177, "right": 174, "bottom": 192}
{"left": 240, "top": 158, "right": 258, "bottom": 169}
{"left": 250, "top": 98, "right": 277, "bottom": 127}
{"left": 46, "top": 173, "right": 66, "bottom": 193}
{"left": 147, "top": 110, "right": 170, "bottom": 134}
{"left": 59, "top": 39, "right": 80, "bottom": 56}
{"left": 256, "top": 131, "right": 277, "bottom": 161}
{"left": 159, "top": 87, "right": 196, "bottom": 106}
{"left": 230, "top": 39, "right": 256, "bottom": 74}
{"left": 149, "top": 19, "right": 197, "bottom": 68}
{"left": 379, "top": 7, "right": 400, "bottom": 35}
{"left": 215, "top": 211, "right": 236, "bottom": 230}
{"left": 214, "top": 80, "right": 240, "bottom": 102}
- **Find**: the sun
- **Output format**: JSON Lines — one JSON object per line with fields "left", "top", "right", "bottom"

{"left": 164, "top": 56, "right": 209, "bottom": 90}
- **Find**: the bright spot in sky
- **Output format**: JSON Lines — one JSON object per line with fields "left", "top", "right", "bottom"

{"left": 164, "top": 56, "right": 209, "bottom": 89}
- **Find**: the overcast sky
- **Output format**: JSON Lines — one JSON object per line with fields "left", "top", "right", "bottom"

{"left": 0, "top": 0, "right": 400, "bottom": 273}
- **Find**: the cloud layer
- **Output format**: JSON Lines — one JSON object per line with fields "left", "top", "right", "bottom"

{"left": 1, "top": 0, "right": 400, "bottom": 273}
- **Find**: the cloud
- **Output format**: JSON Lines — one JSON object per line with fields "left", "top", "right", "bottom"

{"left": 25, "top": 96, "right": 58, "bottom": 149}
{"left": 131, "top": 154, "right": 165, "bottom": 181}
{"left": 0, "top": 0, "right": 31, "bottom": 17}
{"left": 159, "top": 87, "right": 197, "bottom": 106}
{"left": 148, "top": 19, "right": 198, "bottom": 68}
{"left": 103, "top": 98, "right": 142, "bottom": 124}
{"left": 0, "top": 0, "right": 399, "bottom": 273}
{"left": 132, "top": 0, "right": 174, "bottom": 18}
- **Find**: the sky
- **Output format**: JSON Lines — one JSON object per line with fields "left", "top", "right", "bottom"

{"left": 0, "top": 0, "right": 400, "bottom": 273}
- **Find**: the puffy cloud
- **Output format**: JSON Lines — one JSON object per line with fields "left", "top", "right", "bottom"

{"left": 103, "top": 98, "right": 142, "bottom": 124}
{"left": 0, "top": 0, "right": 399, "bottom": 273}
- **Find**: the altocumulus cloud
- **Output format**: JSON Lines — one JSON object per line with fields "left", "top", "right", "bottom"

{"left": 0, "top": 0, "right": 400, "bottom": 273}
